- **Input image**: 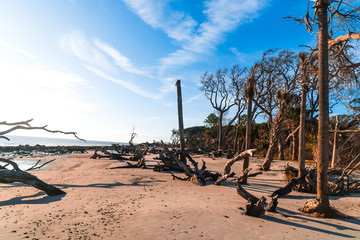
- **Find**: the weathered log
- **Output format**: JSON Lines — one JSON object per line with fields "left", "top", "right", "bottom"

{"left": 214, "top": 172, "right": 235, "bottom": 185}
{"left": 223, "top": 149, "right": 257, "bottom": 175}
{"left": 271, "top": 174, "right": 306, "bottom": 198}
{"left": 90, "top": 149, "right": 128, "bottom": 160}
{"left": 236, "top": 179, "right": 266, "bottom": 217}
{"left": 266, "top": 196, "right": 278, "bottom": 212}
{"left": 0, "top": 158, "right": 65, "bottom": 196}
{"left": 0, "top": 169, "right": 65, "bottom": 196}
{"left": 238, "top": 168, "right": 251, "bottom": 184}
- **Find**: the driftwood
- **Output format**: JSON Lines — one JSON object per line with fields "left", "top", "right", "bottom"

{"left": 214, "top": 149, "right": 257, "bottom": 185}
{"left": 90, "top": 148, "right": 128, "bottom": 160}
{"left": 156, "top": 143, "right": 220, "bottom": 185}
{"left": 0, "top": 158, "right": 65, "bottom": 196}
{"left": 266, "top": 174, "right": 306, "bottom": 212}
{"left": 108, "top": 146, "right": 148, "bottom": 169}
{"left": 109, "top": 158, "right": 146, "bottom": 169}
{"left": 223, "top": 149, "right": 257, "bottom": 175}
{"left": 236, "top": 178, "right": 266, "bottom": 217}
{"left": 284, "top": 164, "right": 360, "bottom": 196}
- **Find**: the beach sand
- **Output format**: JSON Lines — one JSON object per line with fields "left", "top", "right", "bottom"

{"left": 0, "top": 153, "right": 359, "bottom": 240}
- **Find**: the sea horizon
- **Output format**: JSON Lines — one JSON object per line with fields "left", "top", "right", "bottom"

{"left": 0, "top": 135, "right": 126, "bottom": 146}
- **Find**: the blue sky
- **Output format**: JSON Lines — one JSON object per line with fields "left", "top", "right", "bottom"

{"left": 0, "top": 0, "right": 314, "bottom": 143}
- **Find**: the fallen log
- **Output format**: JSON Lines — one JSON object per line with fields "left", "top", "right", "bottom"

{"left": 236, "top": 178, "right": 266, "bottom": 217}
{"left": 215, "top": 149, "right": 257, "bottom": 185}
{"left": 223, "top": 149, "right": 257, "bottom": 175}
{"left": 0, "top": 158, "right": 65, "bottom": 196}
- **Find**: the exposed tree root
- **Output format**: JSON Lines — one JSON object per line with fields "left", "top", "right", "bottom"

{"left": 301, "top": 199, "right": 349, "bottom": 218}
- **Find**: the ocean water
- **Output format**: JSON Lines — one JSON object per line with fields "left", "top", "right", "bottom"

{"left": 0, "top": 135, "right": 125, "bottom": 146}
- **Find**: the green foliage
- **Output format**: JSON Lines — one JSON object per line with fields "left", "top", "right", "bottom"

{"left": 204, "top": 113, "right": 218, "bottom": 127}
{"left": 184, "top": 126, "right": 206, "bottom": 147}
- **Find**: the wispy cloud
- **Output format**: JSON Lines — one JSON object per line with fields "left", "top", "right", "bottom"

{"left": 229, "top": 47, "right": 262, "bottom": 66}
{"left": 123, "top": 0, "right": 267, "bottom": 69}
{"left": 0, "top": 40, "right": 37, "bottom": 59}
{"left": 60, "top": 31, "right": 117, "bottom": 75}
{"left": 94, "top": 39, "right": 149, "bottom": 76}
{"left": 122, "top": 0, "right": 197, "bottom": 42}
{"left": 185, "top": 93, "right": 203, "bottom": 104}
{"left": 85, "top": 65, "right": 161, "bottom": 100}
{"left": 60, "top": 30, "right": 163, "bottom": 99}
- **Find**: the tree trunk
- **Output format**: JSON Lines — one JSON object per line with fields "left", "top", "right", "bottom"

{"left": 302, "top": 0, "right": 331, "bottom": 214}
{"left": 217, "top": 111, "right": 224, "bottom": 151}
{"left": 0, "top": 169, "right": 65, "bottom": 196}
{"left": 292, "top": 133, "right": 298, "bottom": 161}
{"left": 176, "top": 80, "right": 186, "bottom": 163}
{"left": 278, "top": 138, "right": 284, "bottom": 160}
{"left": 331, "top": 115, "right": 339, "bottom": 168}
{"left": 298, "top": 84, "right": 307, "bottom": 177}
{"left": 315, "top": 0, "right": 330, "bottom": 210}
{"left": 242, "top": 77, "right": 254, "bottom": 183}
{"left": 260, "top": 112, "right": 283, "bottom": 171}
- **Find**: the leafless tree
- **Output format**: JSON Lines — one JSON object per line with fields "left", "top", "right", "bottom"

{"left": 200, "top": 68, "right": 237, "bottom": 151}
{"left": 0, "top": 119, "right": 84, "bottom": 196}
{"left": 291, "top": 0, "right": 360, "bottom": 217}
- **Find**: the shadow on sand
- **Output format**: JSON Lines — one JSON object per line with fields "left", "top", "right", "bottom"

{"left": 0, "top": 192, "right": 65, "bottom": 207}
{"left": 262, "top": 207, "right": 360, "bottom": 238}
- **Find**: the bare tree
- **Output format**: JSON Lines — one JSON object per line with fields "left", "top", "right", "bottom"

{"left": 292, "top": 0, "right": 360, "bottom": 217}
{"left": 254, "top": 50, "right": 300, "bottom": 170}
{"left": 0, "top": 119, "right": 84, "bottom": 196}
{"left": 200, "top": 68, "right": 237, "bottom": 151}
{"left": 129, "top": 125, "right": 137, "bottom": 146}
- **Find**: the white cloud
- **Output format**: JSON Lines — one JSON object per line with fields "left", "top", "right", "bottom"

{"left": 94, "top": 39, "right": 149, "bottom": 76}
{"left": 60, "top": 31, "right": 117, "bottom": 75}
{"left": 123, "top": 0, "right": 267, "bottom": 69}
{"left": 0, "top": 40, "right": 37, "bottom": 59}
{"left": 85, "top": 65, "right": 161, "bottom": 100}
{"left": 122, "top": 0, "right": 197, "bottom": 42}
{"left": 185, "top": 93, "right": 203, "bottom": 104}
{"left": 60, "top": 30, "right": 164, "bottom": 99}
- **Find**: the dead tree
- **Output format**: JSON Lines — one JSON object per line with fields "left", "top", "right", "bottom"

{"left": 215, "top": 149, "right": 257, "bottom": 185}
{"left": 128, "top": 125, "right": 137, "bottom": 146}
{"left": 0, "top": 119, "right": 83, "bottom": 196}
{"left": 236, "top": 178, "right": 266, "bottom": 217}
{"left": 156, "top": 142, "right": 220, "bottom": 185}
{"left": 200, "top": 68, "right": 237, "bottom": 151}
{"left": 260, "top": 90, "right": 296, "bottom": 171}
{"left": 0, "top": 158, "right": 65, "bottom": 196}
{"left": 90, "top": 148, "right": 128, "bottom": 160}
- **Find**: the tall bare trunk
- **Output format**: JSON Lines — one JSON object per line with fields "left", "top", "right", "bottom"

{"left": 241, "top": 77, "right": 254, "bottom": 183}
{"left": 176, "top": 80, "right": 186, "bottom": 163}
{"left": 260, "top": 113, "right": 283, "bottom": 171}
{"left": 218, "top": 111, "right": 224, "bottom": 151}
{"left": 278, "top": 139, "right": 284, "bottom": 160}
{"left": 316, "top": 0, "right": 330, "bottom": 209}
{"left": 292, "top": 133, "right": 298, "bottom": 161}
{"left": 298, "top": 85, "right": 307, "bottom": 177}
{"left": 331, "top": 115, "right": 339, "bottom": 168}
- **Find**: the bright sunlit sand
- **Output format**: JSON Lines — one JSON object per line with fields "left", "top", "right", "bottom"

{"left": 0, "top": 153, "right": 359, "bottom": 240}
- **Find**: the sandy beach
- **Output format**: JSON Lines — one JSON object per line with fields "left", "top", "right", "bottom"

{"left": 0, "top": 153, "right": 359, "bottom": 240}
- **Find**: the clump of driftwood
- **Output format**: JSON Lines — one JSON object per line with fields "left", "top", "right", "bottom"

{"left": 154, "top": 143, "right": 220, "bottom": 185}
{"left": 215, "top": 149, "right": 261, "bottom": 185}
{"left": 90, "top": 148, "right": 128, "bottom": 160}
{"left": 0, "top": 158, "right": 65, "bottom": 196}
{"left": 235, "top": 178, "right": 266, "bottom": 217}
{"left": 89, "top": 144, "right": 149, "bottom": 170}
{"left": 285, "top": 162, "right": 360, "bottom": 196}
